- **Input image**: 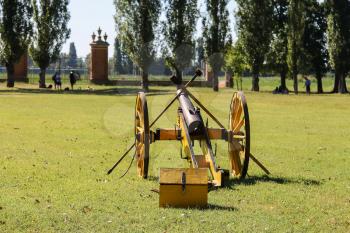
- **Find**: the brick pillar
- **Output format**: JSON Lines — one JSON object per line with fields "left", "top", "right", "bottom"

{"left": 14, "top": 53, "right": 28, "bottom": 82}
{"left": 90, "top": 28, "right": 109, "bottom": 84}
{"left": 205, "top": 63, "right": 213, "bottom": 83}
{"left": 225, "top": 72, "right": 233, "bottom": 88}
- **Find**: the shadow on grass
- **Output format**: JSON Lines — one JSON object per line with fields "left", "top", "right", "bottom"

{"left": 204, "top": 204, "right": 237, "bottom": 211}
{"left": 227, "top": 175, "right": 322, "bottom": 187}
{"left": 159, "top": 204, "right": 237, "bottom": 212}
{"left": 147, "top": 176, "right": 159, "bottom": 182}
{"left": 0, "top": 87, "right": 172, "bottom": 97}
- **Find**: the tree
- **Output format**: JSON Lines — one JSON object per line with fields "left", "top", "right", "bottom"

{"left": 267, "top": 0, "right": 289, "bottom": 91}
{"left": 203, "top": 0, "right": 230, "bottom": 92}
{"left": 326, "top": 0, "right": 350, "bottom": 93}
{"left": 0, "top": 0, "right": 32, "bottom": 87}
{"left": 114, "top": 0, "right": 161, "bottom": 91}
{"left": 224, "top": 38, "right": 248, "bottom": 89}
{"left": 301, "top": 0, "right": 328, "bottom": 93}
{"left": 68, "top": 42, "right": 77, "bottom": 68}
{"left": 123, "top": 52, "right": 134, "bottom": 74}
{"left": 287, "top": 0, "right": 305, "bottom": 94}
{"left": 236, "top": 0, "right": 273, "bottom": 92}
{"left": 195, "top": 37, "right": 205, "bottom": 67}
{"left": 30, "top": 0, "right": 70, "bottom": 88}
{"left": 162, "top": 0, "right": 198, "bottom": 80}
{"left": 113, "top": 37, "right": 124, "bottom": 74}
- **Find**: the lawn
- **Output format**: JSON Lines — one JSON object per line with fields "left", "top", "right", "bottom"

{"left": 0, "top": 79, "right": 349, "bottom": 232}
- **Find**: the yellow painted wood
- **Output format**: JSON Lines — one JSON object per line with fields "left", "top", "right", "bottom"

{"left": 159, "top": 168, "right": 208, "bottom": 185}
{"left": 159, "top": 185, "right": 208, "bottom": 208}
{"left": 199, "top": 139, "right": 223, "bottom": 186}
{"left": 159, "top": 168, "right": 208, "bottom": 208}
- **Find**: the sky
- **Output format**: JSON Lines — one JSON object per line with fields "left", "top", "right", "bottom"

{"left": 62, "top": 0, "right": 237, "bottom": 58}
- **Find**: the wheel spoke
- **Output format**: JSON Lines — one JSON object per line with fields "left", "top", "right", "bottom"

{"left": 136, "top": 126, "right": 144, "bottom": 133}
{"left": 234, "top": 118, "right": 245, "bottom": 133}
{"left": 233, "top": 103, "right": 243, "bottom": 127}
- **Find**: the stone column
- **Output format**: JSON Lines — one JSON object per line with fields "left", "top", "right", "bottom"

{"left": 225, "top": 72, "right": 233, "bottom": 88}
{"left": 14, "top": 53, "right": 28, "bottom": 82}
{"left": 90, "top": 27, "right": 109, "bottom": 84}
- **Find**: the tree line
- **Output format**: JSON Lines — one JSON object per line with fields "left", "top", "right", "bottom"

{"left": 0, "top": 0, "right": 70, "bottom": 88}
{"left": 115, "top": 0, "right": 350, "bottom": 93}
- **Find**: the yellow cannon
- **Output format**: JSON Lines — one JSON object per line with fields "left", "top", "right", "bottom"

{"left": 108, "top": 70, "right": 269, "bottom": 208}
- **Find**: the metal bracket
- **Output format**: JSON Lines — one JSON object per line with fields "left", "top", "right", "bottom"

{"left": 181, "top": 172, "right": 186, "bottom": 193}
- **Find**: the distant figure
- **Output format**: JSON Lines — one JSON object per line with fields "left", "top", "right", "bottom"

{"left": 304, "top": 76, "right": 311, "bottom": 95}
{"left": 69, "top": 71, "right": 77, "bottom": 90}
{"left": 53, "top": 72, "right": 62, "bottom": 90}
{"left": 272, "top": 85, "right": 289, "bottom": 95}
{"left": 52, "top": 72, "right": 58, "bottom": 89}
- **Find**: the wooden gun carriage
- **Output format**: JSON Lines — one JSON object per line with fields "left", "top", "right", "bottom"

{"left": 108, "top": 70, "right": 269, "bottom": 207}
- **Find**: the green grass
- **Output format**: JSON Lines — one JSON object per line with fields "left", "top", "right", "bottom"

{"left": 0, "top": 80, "right": 349, "bottom": 232}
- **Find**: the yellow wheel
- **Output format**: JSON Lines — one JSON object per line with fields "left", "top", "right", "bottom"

{"left": 135, "top": 92, "right": 150, "bottom": 178}
{"left": 228, "top": 91, "right": 250, "bottom": 179}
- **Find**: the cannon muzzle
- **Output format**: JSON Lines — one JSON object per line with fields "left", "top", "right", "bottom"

{"left": 176, "top": 89, "right": 202, "bottom": 133}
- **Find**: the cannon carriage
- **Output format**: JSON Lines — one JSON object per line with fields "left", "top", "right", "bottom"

{"left": 109, "top": 70, "right": 269, "bottom": 207}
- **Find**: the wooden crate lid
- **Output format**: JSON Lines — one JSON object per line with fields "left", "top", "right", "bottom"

{"left": 159, "top": 168, "right": 208, "bottom": 185}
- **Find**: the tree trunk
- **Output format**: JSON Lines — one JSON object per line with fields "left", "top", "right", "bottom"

{"left": 280, "top": 71, "right": 287, "bottom": 90}
{"left": 293, "top": 72, "right": 298, "bottom": 94}
{"left": 176, "top": 69, "right": 182, "bottom": 82}
{"left": 39, "top": 69, "right": 46, "bottom": 88}
{"left": 141, "top": 70, "right": 149, "bottom": 91}
{"left": 338, "top": 72, "right": 348, "bottom": 94}
{"left": 6, "top": 63, "right": 15, "bottom": 88}
{"left": 331, "top": 70, "right": 340, "bottom": 93}
{"left": 225, "top": 72, "right": 233, "bottom": 88}
{"left": 251, "top": 73, "right": 259, "bottom": 92}
{"left": 315, "top": 72, "right": 323, "bottom": 94}
{"left": 212, "top": 71, "right": 219, "bottom": 92}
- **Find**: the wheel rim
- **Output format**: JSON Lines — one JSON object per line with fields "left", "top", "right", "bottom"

{"left": 228, "top": 91, "right": 250, "bottom": 179}
{"left": 135, "top": 92, "right": 150, "bottom": 178}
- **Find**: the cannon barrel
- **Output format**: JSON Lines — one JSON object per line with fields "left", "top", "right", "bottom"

{"left": 176, "top": 89, "right": 202, "bottom": 133}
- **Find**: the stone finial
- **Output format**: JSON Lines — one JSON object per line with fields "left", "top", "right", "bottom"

{"left": 92, "top": 32, "right": 96, "bottom": 42}
{"left": 97, "top": 27, "right": 102, "bottom": 41}
{"left": 104, "top": 33, "right": 108, "bottom": 42}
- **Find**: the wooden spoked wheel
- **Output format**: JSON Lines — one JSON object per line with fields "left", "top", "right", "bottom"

{"left": 228, "top": 91, "right": 250, "bottom": 179}
{"left": 135, "top": 92, "right": 150, "bottom": 179}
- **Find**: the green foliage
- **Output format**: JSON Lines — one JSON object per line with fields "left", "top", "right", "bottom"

{"left": 0, "top": 0, "right": 33, "bottom": 87}
{"left": 326, "top": 0, "right": 350, "bottom": 93}
{"left": 68, "top": 42, "right": 77, "bottom": 68}
{"left": 114, "top": 0, "right": 160, "bottom": 75}
{"left": 326, "top": 0, "right": 350, "bottom": 72}
{"left": 266, "top": 0, "right": 289, "bottom": 89}
{"left": 224, "top": 39, "right": 248, "bottom": 78}
{"left": 29, "top": 0, "right": 70, "bottom": 88}
{"left": 113, "top": 37, "right": 134, "bottom": 75}
{"left": 195, "top": 37, "right": 205, "bottom": 67}
{"left": 203, "top": 0, "right": 230, "bottom": 91}
{"left": 30, "top": 0, "right": 70, "bottom": 70}
{"left": 301, "top": 0, "right": 328, "bottom": 93}
{"left": 235, "top": 0, "right": 273, "bottom": 91}
{"left": 162, "top": 0, "right": 198, "bottom": 78}
{"left": 113, "top": 37, "right": 124, "bottom": 74}
{"left": 287, "top": 0, "right": 305, "bottom": 93}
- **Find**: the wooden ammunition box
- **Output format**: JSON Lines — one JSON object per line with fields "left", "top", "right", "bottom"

{"left": 159, "top": 168, "right": 208, "bottom": 208}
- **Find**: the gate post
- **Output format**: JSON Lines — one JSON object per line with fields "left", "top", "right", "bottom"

{"left": 90, "top": 27, "right": 109, "bottom": 84}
